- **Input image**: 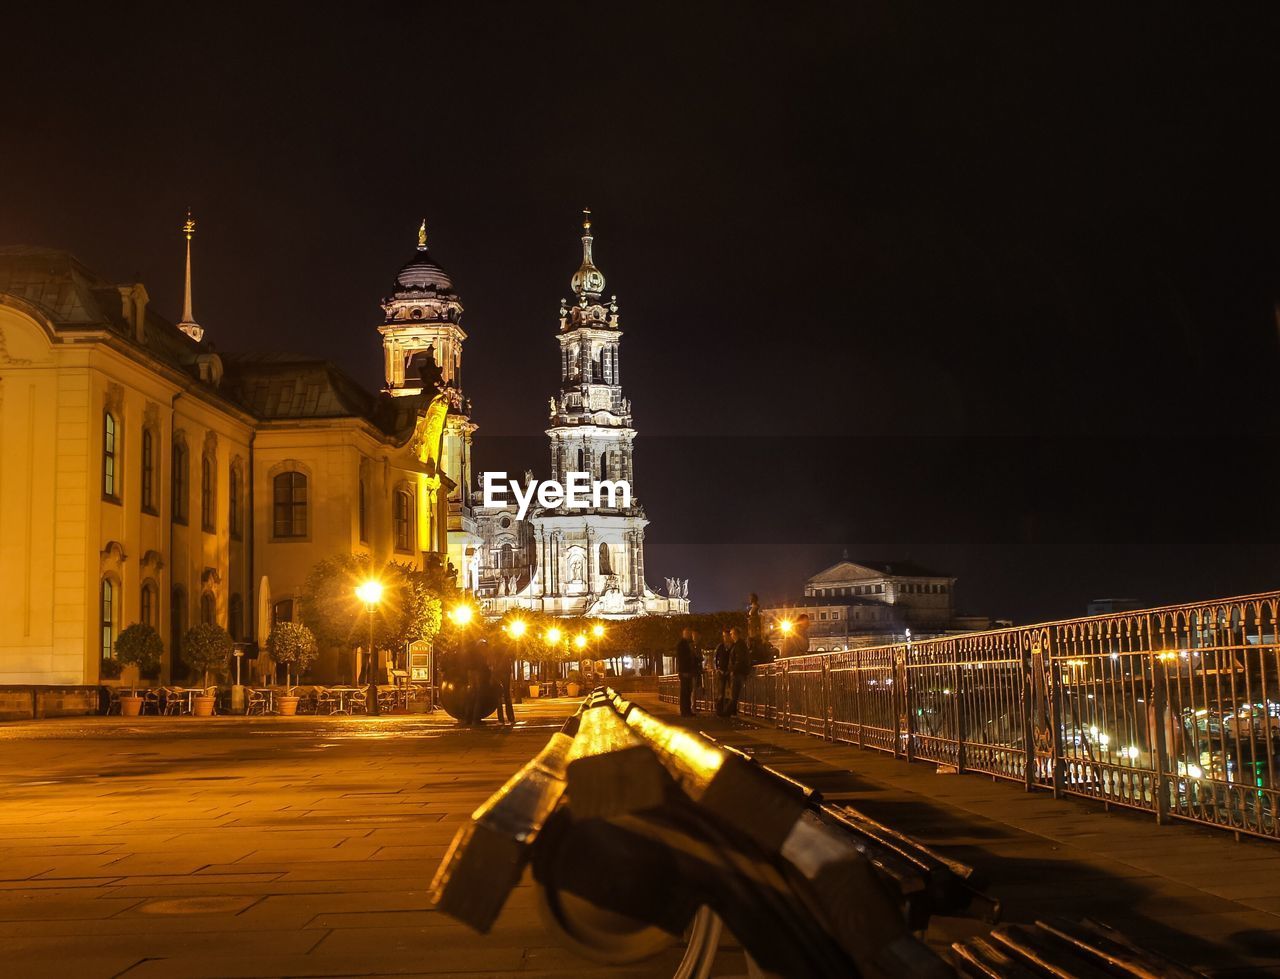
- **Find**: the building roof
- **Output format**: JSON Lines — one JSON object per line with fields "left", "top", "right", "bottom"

{"left": 391, "top": 246, "right": 455, "bottom": 297}
{"left": 807, "top": 558, "right": 950, "bottom": 584}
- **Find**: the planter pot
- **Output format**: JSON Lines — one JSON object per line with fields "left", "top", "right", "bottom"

{"left": 193, "top": 695, "right": 216, "bottom": 717}
{"left": 120, "top": 695, "right": 144, "bottom": 717}
{"left": 528, "top": 684, "right": 540, "bottom": 698}
{"left": 566, "top": 683, "right": 581, "bottom": 698}
{"left": 277, "top": 696, "right": 300, "bottom": 716}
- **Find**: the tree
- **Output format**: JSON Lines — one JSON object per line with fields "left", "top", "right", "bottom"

{"left": 267, "top": 622, "right": 319, "bottom": 691}
{"left": 183, "top": 623, "right": 233, "bottom": 688}
{"left": 114, "top": 623, "right": 164, "bottom": 696}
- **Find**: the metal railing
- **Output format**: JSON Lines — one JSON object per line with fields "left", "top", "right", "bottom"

{"left": 660, "top": 591, "right": 1280, "bottom": 841}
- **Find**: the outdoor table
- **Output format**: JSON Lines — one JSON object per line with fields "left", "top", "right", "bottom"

{"left": 251, "top": 687, "right": 276, "bottom": 714}
{"left": 175, "top": 688, "right": 207, "bottom": 715}
{"left": 327, "top": 686, "right": 359, "bottom": 715}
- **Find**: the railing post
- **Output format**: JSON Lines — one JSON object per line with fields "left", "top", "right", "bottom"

{"left": 896, "top": 646, "right": 914, "bottom": 762}
{"left": 856, "top": 649, "right": 865, "bottom": 750}
{"left": 1149, "top": 650, "right": 1171, "bottom": 825}
{"left": 953, "top": 662, "right": 966, "bottom": 774}
{"left": 780, "top": 660, "right": 790, "bottom": 731}
{"left": 1022, "top": 643, "right": 1035, "bottom": 792}
{"left": 822, "top": 657, "right": 833, "bottom": 741}
{"left": 1046, "top": 648, "right": 1067, "bottom": 799}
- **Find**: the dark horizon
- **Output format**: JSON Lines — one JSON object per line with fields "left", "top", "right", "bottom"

{"left": 4, "top": 5, "right": 1279, "bottom": 622}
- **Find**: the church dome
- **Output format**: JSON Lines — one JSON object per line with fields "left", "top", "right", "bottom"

{"left": 390, "top": 220, "right": 456, "bottom": 298}
{"left": 393, "top": 250, "right": 454, "bottom": 294}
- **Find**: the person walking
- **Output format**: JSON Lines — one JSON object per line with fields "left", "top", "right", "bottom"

{"left": 489, "top": 633, "right": 516, "bottom": 725}
{"left": 728, "top": 626, "right": 753, "bottom": 715}
{"left": 675, "top": 627, "right": 698, "bottom": 717}
{"left": 713, "top": 628, "right": 733, "bottom": 714}
{"left": 462, "top": 636, "right": 490, "bottom": 726}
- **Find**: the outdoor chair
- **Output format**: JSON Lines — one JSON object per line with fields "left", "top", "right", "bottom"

{"left": 162, "top": 688, "right": 183, "bottom": 715}
{"left": 316, "top": 688, "right": 337, "bottom": 714}
{"left": 349, "top": 689, "right": 368, "bottom": 714}
{"left": 296, "top": 688, "right": 318, "bottom": 714}
{"left": 378, "top": 687, "right": 399, "bottom": 712}
{"left": 143, "top": 689, "right": 163, "bottom": 715}
{"left": 104, "top": 687, "right": 122, "bottom": 716}
{"left": 245, "top": 688, "right": 269, "bottom": 716}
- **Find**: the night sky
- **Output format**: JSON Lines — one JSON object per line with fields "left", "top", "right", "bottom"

{"left": 4, "top": 6, "right": 1278, "bottom": 621}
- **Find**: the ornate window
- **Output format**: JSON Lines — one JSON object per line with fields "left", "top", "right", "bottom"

{"left": 273, "top": 471, "right": 308, "bottom": 538}
{"left": 393, "top": 487, "right": 414, "bottom": 552}
{"left": 102, "top": 413, "right": 119, "bottom": 500}
{"left": 599, "top": 542, "right": 612, "bottom": 575}
{"left": 498, "top": 542, "right": 514, "bottom": 569}
{"left": 272, "top": 598, "right": 294, "bottom": 625}
{"left": 201, "top": 455, "right": 214, "bottom": 532}
{"left": 599, "top": 450, "right": 609, "bottom": 480}
{"left": 141, "top": 429, "right": 156, "bottom": 512}
{"left": 172, "top": 439, "right": 189, "bottom": 524}
{"left": 229, "top": 463, "right": 243, "bottom": 540}
{"left": 100, "top": 577, "right": 116, "bottom": 659}
{"left": 140, "top": 580, "right": 159, "bottom": 630}
{"left": 201, "top": 591, "right": 216, "bottom": 626}
{"left": 576, "top": 448, "right": 585, "bottom": 472}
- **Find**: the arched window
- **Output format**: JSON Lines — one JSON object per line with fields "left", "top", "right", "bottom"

{"left": 599, "top": 542, "right": 612, "bottom": 575}
{"left": 272, "top": 598, "right": 294, "bottom": 625}
{"left": 576, "top": 448, "right": 585, "bottom": 472}
{"left": 172, "top": 440, "right": 189, "bottom": 524}
{"left": 499, "top": 542, "right": 514, "bottom": 569}
{"left": 273, "top": 471, "right": 308, "bottom": 538}
{"left": 141, "top": 429, "right": 155, "bottom": 512}
{"left": 100, "top": 578, "right": 116, "bottom": 659}
{"left": 102, "top": 413, "right": 119, "bottom": 500}
{"left": 358, "top": 476, "right": 368, "bottom": 543}
{"left": 229, "top": 465, "right": 242, "bottom": 540}
{"left": 201, "top": 591, "right": 216, "bottom": 626}
{"left": 228, "top": 594, "right": 243, "bottom": 641}
{"left": 140, "top": 580, "right": 158, "bottom": 630}
{"left": 201, "top": 456, "right": 214, "bottom": 531}
{"left": 599, "top": 450, "right": 609, "bottom": 480}
{"left": 393, "top": 487, "right": 413, "bottom": 552}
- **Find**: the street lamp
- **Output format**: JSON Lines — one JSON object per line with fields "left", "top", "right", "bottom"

{"left": 507, "top": 619, "right": 527, "bottom": 693}
{"left": 355, "top": 580, "right": 383, "bottom": 716}
{"left": 591, "top": 622, "right": 605, "bottom": 677}
{"left": 450, "top": 604, "right": 474, "bottom": 627}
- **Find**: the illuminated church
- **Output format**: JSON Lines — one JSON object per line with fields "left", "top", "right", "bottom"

{"left": 0, "top": 212, "right": 686, "bottom": 687}
{"left": 380, "top": 212, "right": 689, "bottom": 620}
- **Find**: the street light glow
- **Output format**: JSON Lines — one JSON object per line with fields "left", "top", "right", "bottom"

{"left": 780, "top": 619, "right": 793, "bottom": 635}
{"left": 592, "top": 623, "right": 605, "bottom": 638}
{"left": 355, "top": 580, "right": 383, "bottom": 605}
{"left": 575, "top": 633, "right": 587, "bottom": 649}
{"left": 449, "top": 604, "right": 474, "bottom": 626}
{"left": 508, "top": 619, "right": 527, "bottom": 638}
{"left": 546, "top": 627, "right": 562, "bottom": 645}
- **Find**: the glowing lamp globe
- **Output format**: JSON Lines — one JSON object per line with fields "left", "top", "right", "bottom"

{"left": 356, "top": 581, "right": 383, "bottom": 605}
{"left": 509, "top": 619, "right": 527, "bottom": 638}
{"left": 575, "top": 634, "right": 587, "bottom": 649}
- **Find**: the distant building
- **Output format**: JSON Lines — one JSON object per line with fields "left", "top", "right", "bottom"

{"left": 764, "top": 556, "right": 998, "bottom": 652}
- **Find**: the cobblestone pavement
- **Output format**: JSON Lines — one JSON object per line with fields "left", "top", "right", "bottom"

{"left": 0, "top": 701, "right": 728, "bottom": 978}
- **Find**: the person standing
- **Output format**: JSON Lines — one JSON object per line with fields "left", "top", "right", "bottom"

{"left": 675, "top": 627, "right": 698, "bottom": 717}
{"left": 489, "top": 633, "right": 516, "bottom": 725}
{"left": 462, "top": 636, "right": 490, "bottom": 726}
{"left": 728, "top": 626, "right": 753, "bottom": 715}
{"left": 747, "top": 593, "right": 764, "bottom": 663}
{"left": 713, "top": 628, "right": 733, "bottom": 713}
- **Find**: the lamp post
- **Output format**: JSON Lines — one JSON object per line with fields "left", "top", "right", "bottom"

{"left": 355, "top": 580, "right": 383, "bottom": 716}
{"left": 545, "top": 627, "right": 561, "bottom": 691}
{"left": 591, "top": 622, "right": 604, "bottom": 678}
{"left": 508, "top": 618, "right": 527, "bottom": 696}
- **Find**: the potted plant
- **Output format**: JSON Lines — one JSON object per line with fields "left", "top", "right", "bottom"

{"left": 183, "top": 623, "right": 233, "bottom": 717}
{"left": 565, "top": 669, "right": 583, "bottom": 699}
{"left": 267, "top": 622, "right": 318, "bottom": 716}
{"left": 114, "top": 623, "right": 163, "bottom": 716}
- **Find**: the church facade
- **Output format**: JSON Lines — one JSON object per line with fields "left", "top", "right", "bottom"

{"left": 0, "top": 212, "right": 685, "bottom": 687}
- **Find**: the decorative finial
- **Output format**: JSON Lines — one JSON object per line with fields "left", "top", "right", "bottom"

{"left": 183, "top": 208, "right": 195, "bottom": 239}
{"left": 582, "top": 207, "right": 591, "bottom": 232}
{"left": 177, "top": 208, "right": 203, "bottom": 343}
{"left": 417, "top": 219, "right": 427, "bottom": 250}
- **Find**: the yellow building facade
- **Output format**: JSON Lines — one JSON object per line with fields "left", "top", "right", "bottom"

{"left": 0, "top": 244, "right": 450, "bottom": 686}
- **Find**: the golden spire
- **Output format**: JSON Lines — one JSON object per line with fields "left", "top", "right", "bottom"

{"left": 417, "top": 219, "right": 427, "bottom": 250}
{"left": 178, "top": 208, "right": 203, "bottom": 342}
{"left": 582, "top": 207, "right": 591, "bottom": 232}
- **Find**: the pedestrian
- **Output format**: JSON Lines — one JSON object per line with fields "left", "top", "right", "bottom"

{"left": 489, "top": 634, "right": 515, "bottom": 725}
{"left": 675, "top": 627, "right": 698, "bottom": 717}
{"left": 728, "top": 626, "right": 753, "bottom": 715}
{"left": 713, "top": 628, "right": 733, "bottom": 714}
{"left": 462, "top": 636, "right": 489, "bottom": 725}
{"left": 747, "top": 593, "right": 764, "bottom": 663}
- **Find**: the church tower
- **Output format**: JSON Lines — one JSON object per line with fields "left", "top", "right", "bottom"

{"left": 531, "top": 210, "right": 651, "bottom": 610}
{"left": 377, "top": 221, "right": 478, "bottom": 584}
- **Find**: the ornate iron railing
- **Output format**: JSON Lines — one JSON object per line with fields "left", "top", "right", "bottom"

{"left": 659, "top": 591, "right": 1280, "bottom": 840}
